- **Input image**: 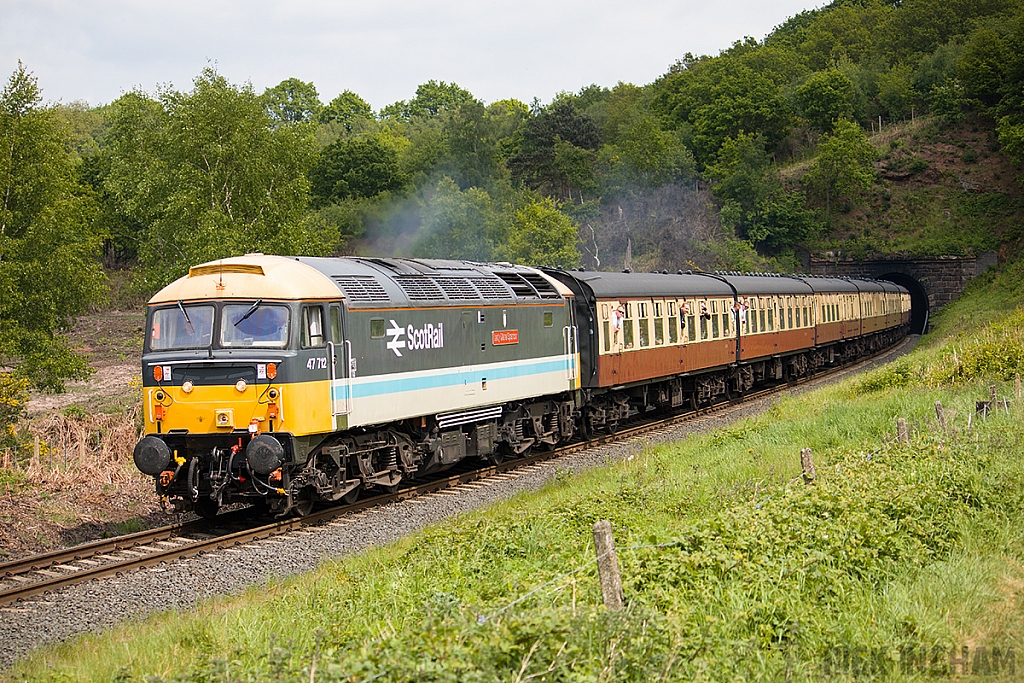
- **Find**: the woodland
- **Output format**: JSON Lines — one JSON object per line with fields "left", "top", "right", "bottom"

{"left": 3, "top": 0, "right": 1024, "bottom": 408}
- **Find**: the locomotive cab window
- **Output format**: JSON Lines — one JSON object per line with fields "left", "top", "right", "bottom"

{"left": 220, "top": 303, "right": 289, "bottom": 348}
{"left": 544, "top": 311, "right": 553, "bottom": 327}
{"left": 370, "top": 318, "right": 386, "bottom": 339}
{"left": 150, "top": 304, "right": 215, "bottom": 350}
{"left": 302, "top": 305, "right": 325, "bottom": 348}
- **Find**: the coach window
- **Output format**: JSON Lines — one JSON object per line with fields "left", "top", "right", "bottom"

{"left": 638, "top": 302, "right": 650, "bottom": 347}
{"left": 667, "top": 301, "right": 678, "bottom": 344}
{"left": 623, "top": 303, "right": 634, "bottom": 349}
{"left": 721, "top": 300, "right": 730, "bottom": 336}
{"left": 767, "top": 299, "right": 774, "bottom": 332}
{"left": 370, "top": 318, "right": 386, "bottom": 339}
{"left": 686, "top": 302, "right": 697, "bottom": 342}
{"left": 803, "top": 298, "right": 809, "bottom": 327}
{"left": 302, "top": 305, "right": 325, "bottom": 348}
{"left": 699, "top": 301, "right": 709, "bottom": 340}
{"left": 654, "top": 302, "right": 665, "bottom": 345}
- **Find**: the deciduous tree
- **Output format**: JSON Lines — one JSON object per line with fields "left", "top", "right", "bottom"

{"left": 262, "top": 78, "right": 323, "bottom": 124}
{"left": 105, "top": 68, "right": 332, "bottom": 289}
{"left": 501, "top": 198, "right": 581, "bottom": 267}
{"left": 802, "top": 119, "right": 876, "bottom": 223}
{"left": 0, "top": 63, "right": 105, "bottom": 390}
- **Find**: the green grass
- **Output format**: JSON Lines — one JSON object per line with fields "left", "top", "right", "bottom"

{"left": 8, "top": 265, "right": 1024, "bottom": 682}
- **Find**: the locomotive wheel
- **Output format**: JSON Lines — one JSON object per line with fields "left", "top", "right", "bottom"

{"left": 341, "top": 485, "right": 361, "bottom": 505}
{"left": 579, "top": 415, "right": 594, "bottom": 441}
{"left": 293, "top": 488, "right": 315, "bottom": 517}
{"left": 194, "top": 496, "right": 219, "bottom": 519}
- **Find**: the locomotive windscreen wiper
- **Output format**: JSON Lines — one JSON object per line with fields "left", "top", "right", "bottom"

{"left": 234, "top": 299, "right": 263, "bottom": 327}
{"left": 176, "top": 300, "right": 194, "bottom": 333}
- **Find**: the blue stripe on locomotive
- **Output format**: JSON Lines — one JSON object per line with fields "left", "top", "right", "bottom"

{"left": 331, "top": 357, "right": 571, "bottom": 401}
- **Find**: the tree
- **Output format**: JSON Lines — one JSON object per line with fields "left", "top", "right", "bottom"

{"left": 802, "top": 119, "right": 876, "bottom": 223}
{"left": 319, "top": 90, "right": 374, "bottom": 131}
{"left": 603, "top": 113, "right": 694, "bottom": 190}
{"left": 500, "top": 198, "right": 581, "bottom": 267}
{"left": 509, "top": 99, "right": 601, "bottom": 197}
{"left": 704, "top": 133, "right": 775, "bottom": 236}
{"left": 747, "top": 192, "right": 822, "bottom": 253}
{"left": 310, "top": 133, "right": 405, "bottom": 205}
{"left": 795, "top": 69, "right": 856, "bottom": 132}
{"left": 876, "top": 64, "right": 915, "bottom": 121}
{"left": 654, "top": 57, "right": 792, "bottom": 163}
{"left": 414, "top": 177, "right": 502, "bottom": 261}
{"left": 105, "top": 68, "right": 333, "bottom": 289}
{"left": 0, "top": 63, "right": 106, "bottom": 390}
{"left": 262, "top": 78, "right": 322, "bottom": 124}
{"left": 957, "top": 27, "right": 1008, "bottom": 108}
{"left": 381, "top": 81, "right": 476, "bottom": 121}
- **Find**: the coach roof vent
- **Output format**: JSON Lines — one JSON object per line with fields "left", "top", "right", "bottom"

{"left": 332, "top": 276, "right": 390, "bottom": 303}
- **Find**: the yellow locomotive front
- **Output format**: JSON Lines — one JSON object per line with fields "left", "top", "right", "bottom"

{"left": 132, "top": 255, "right": 342, "bottom": 517}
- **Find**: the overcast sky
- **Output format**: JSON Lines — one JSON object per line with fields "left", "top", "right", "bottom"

{"left": 1, "top": 0, "right": 821, "bottom": 110}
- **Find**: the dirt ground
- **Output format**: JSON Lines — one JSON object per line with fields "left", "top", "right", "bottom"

{"left": 1, "top": 310, "right": 178, "bottom": 562}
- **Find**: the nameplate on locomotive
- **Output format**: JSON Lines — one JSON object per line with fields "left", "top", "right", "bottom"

{"left": 492, "top": 330, "right": 519, "bottom": 346}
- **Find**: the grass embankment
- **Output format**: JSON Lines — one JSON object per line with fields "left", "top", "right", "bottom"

{"left": 10, "top": 267, "right": 1024, "bottom": 682}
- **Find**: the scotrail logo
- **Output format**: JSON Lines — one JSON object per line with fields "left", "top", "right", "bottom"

{"left": 385, "top": 320, "right": 444, "bottom": 357}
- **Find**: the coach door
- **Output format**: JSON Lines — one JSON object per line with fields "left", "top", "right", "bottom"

{"left": 328, "top": 303, "right": 353, "bottom": 420}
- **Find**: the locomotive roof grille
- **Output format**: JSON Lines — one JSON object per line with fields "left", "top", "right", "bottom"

{"left": 495, "top": 272, "right": 538, "bottom": 298}
{"left": 434, "top": 276, "right": 483, "bottom": 300}
{"left": 469, "top": 277, "right": 514, "bottom": 299}
{"left": 395, "top": 276, "right": 446, "bottom": 300}
{"left": 520, "top": 272, "right": 562, "bottom": 299}
{"left": 332, "top": 276, "right": 391, "bottom": 302}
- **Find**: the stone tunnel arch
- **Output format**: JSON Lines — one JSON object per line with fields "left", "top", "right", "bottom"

{"left": 877, "top": 272, "right": 929, "bottom": 334}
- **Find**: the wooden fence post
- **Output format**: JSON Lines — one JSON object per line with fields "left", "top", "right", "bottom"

{"left": 801, "top": 448, "right": 816, "bottom": 484}
{"left": 592, "top": 520, "right": 623, "bottom": 611}
{"left": 897, "top": 418, "right": 908, "bottom": 443}
{"left": 990, "top": 385, "right": 998, "bottom": 404}
{"left": 935, "top": 401, "right": 948, "bottom": 430}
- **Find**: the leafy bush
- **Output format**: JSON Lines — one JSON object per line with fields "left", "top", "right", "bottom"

{"left": 0, "top": 372, "right": 29, "bottom": 451}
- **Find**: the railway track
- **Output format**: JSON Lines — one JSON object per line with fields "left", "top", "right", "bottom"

{"left": 0, "top": 336, "right": 913, "bottom": 609}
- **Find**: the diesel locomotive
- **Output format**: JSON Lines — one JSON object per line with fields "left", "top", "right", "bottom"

{"left": 132, "top": 254, "right": 910, "bottom": 517}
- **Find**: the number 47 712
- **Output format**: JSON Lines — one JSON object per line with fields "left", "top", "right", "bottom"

{"left": 306, "top": 357, "right": 328, "bottom": 370}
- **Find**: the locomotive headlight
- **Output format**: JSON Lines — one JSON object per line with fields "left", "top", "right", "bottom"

{"left": 235, "top": 379, "right": 247, "bottom": 392}
{"left": 267, "top": 363, "right": 277, "bottom": 380}
{"left": 268, "top": 388, "right": 279, "bottom": 400}
{"left": 181, "top": 380, "right": 194, "bottom": 394}
{"left": 154, "top": 391, "right": 165, "bottom": 402}
{"left": 153, "top": 366, "right": 163, "bottom": 382}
